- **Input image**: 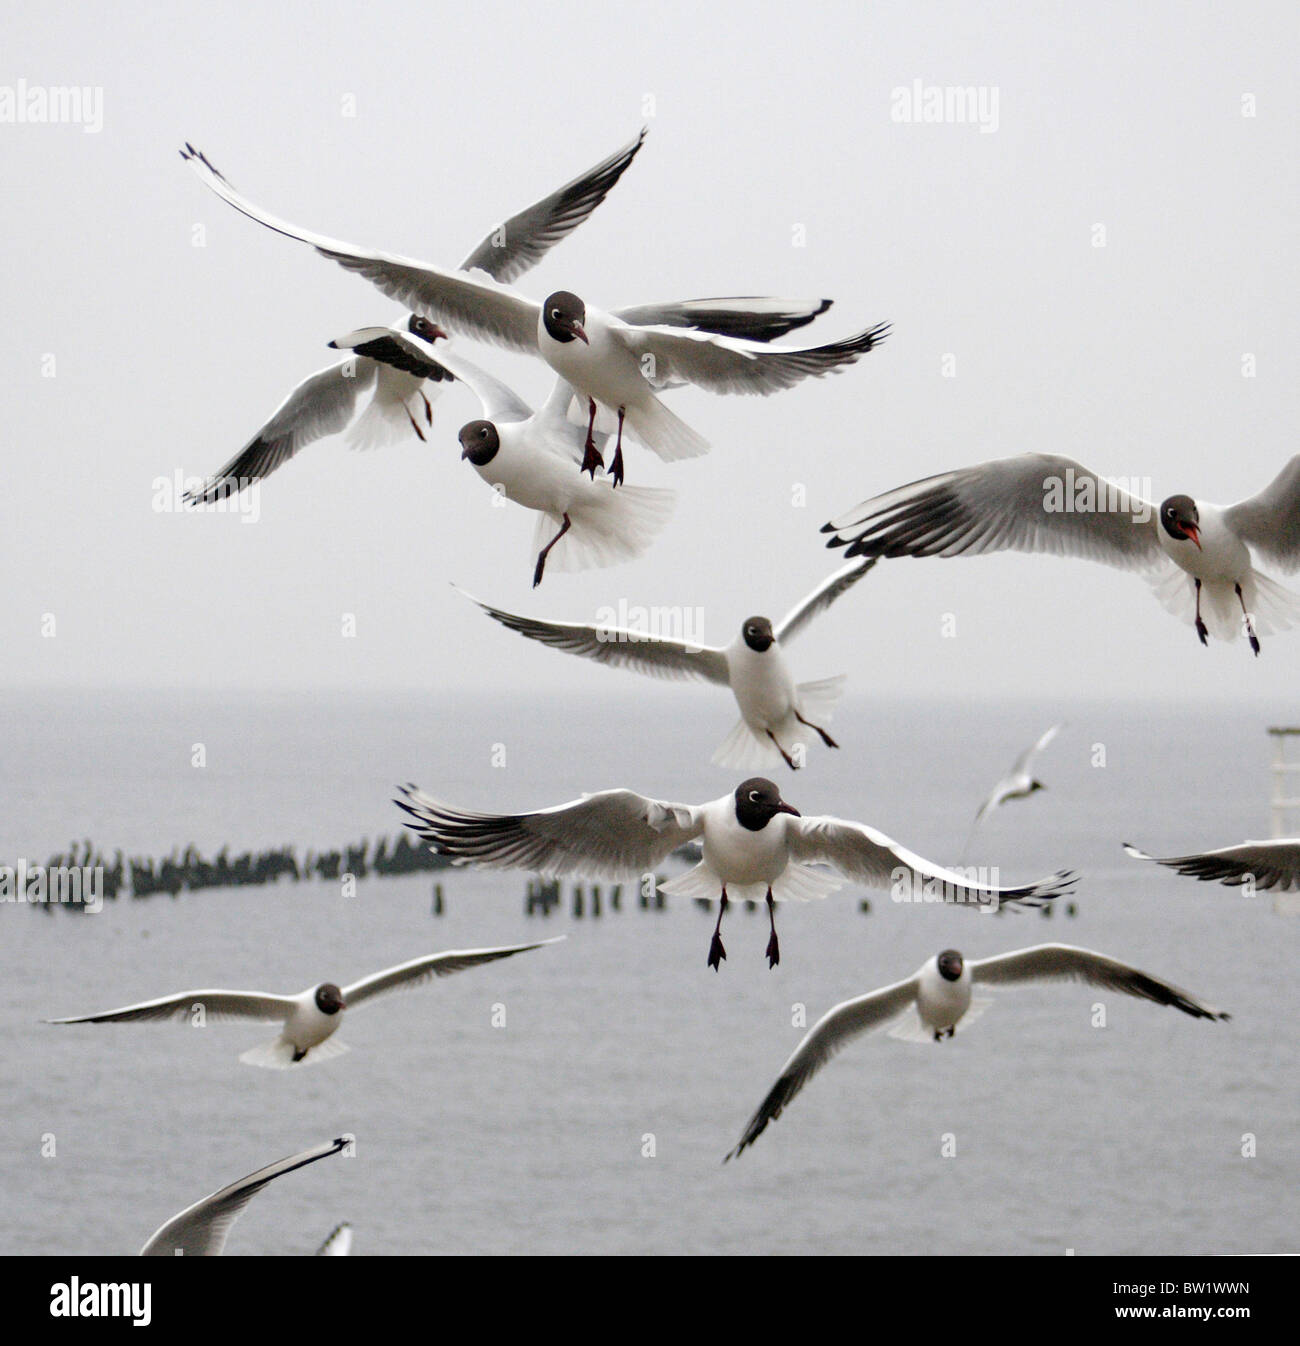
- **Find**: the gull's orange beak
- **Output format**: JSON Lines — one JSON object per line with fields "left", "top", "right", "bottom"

{"left": 571, "top": 322, "right": 589, "bottom": 345}
{"left": 776, "top": 801, "right": 801, "bottom": 817}
{"left": 1184, "top": 523, "right": 1202, "bottom": 549}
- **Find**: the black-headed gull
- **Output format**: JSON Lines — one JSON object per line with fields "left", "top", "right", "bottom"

{"left": 181, "top": 142, "right": 889, "bottom": 485}
{"left": 974, "top": 722, "right": 1064, "bottom": 824}
{"left": 47, "top": 939, "right": 561, "bottom": 1068}
{"left": 140, "top": 1137, "right": 347, "bottom": 1255}
{"left": 1124, "top": 840, "right": 1300, "bottom": 891}
{"left": 726, "top": 944, "right": 1228, "bottom": 1159}
{"left": 181, "top": 130, "right": 650, "bottom": 504}
{"left": 822, "top": 453, "right": 1300, "bottom": 654}
{"left": 379, "top": 347, "right": 674, "bottom": 586}
{"left": 395, "top": 779, "right": 1076, "bottom": 971}
{"left": 456, "top": 559, "right": 877, "bottom": 769}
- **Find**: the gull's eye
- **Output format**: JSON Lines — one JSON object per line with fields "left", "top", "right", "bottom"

{"left": 551, "top": 309, "right": 561, "bottom": 320}
{"left": 749, "top": 791, "right": 760, "bottom": 802}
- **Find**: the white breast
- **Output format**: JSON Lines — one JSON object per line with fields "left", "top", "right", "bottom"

{"left": 726, "top": 641, "right": 796, "bottom": 729}
{"left": 915, "top": 960, "right": 972, "bottom": 1032}
{"left": 701, "top": 802, "right": 792, "bottom": 888}
{"left": 283, "top": 993, "right": 342, "bottom": 1052}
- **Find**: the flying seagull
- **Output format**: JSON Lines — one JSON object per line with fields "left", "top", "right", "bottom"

{"left": 47, "top": 940, "right": 562, "bottom": 1068}
{"left": 822, "top": 453, "right": 1300, "bottom": 654}
{"left": 1124, "top": 839, "right": 1300, "bottom": 891}
{"left": 140, "top": 1137, "right": 347, "bottom": 1255}
{"left": 396, "top": 779, "right": 1076, "bottom": 971}
{"left": 181, "top": 130, "right": 655, "bottom": 504}
{"left": 181, "top": 141, "right": 888, "bottom": 484}
{"left": 456, "top": 558, "right": 878, "bottom": 769}
{"left": 363, "top": 346, "right": 674, "bottom": 586}
{"left": 726, "top": 944, "right": 1228, "bottom": 1159}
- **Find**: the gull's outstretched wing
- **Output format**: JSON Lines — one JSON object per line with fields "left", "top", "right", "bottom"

{"left": 619, "top": 320, "right": 889, "bottom": 395}
{"left": 459, "top": 129, "right": 647, "bottom": 283}
{"left": 822, "top": 453, "right": 1163, "bottom": 565}
{"left": 181, "top": 145, "right": 540, "bottom": 351}
{"left": 787, "top": 817, "right": 1077, "bottom": 910}
{"left": 395, "top": 785, "right": 703, "bottom": 879}
{"left": 772, "top": 558, "right": 879, "bottom": 645}
{"left": 458, "top": 588, "right": 730, "bottom": 684}
{"left": 1223, "top": 456, "right": 1300, "bottom": 573}
{"left": 726, "top": 975, "right": 920, "bottom": 1160}
{"left": 969, "top": 943, "right": 1228, "bottom": 1019}
{"left": 140, "top": 1138, "right": 347, "bottom": 1256}
{"left": 47, "top": 990, "right": 294, "bottom": 1025}
{"left": 183, "top": 358, "right": 375, "bottom": 505}
{"left": 1124, "top": 839, "right": 1300, "bottom": 891}
{"left": 342, "top": 938, "right": 564, "bottom": 1009}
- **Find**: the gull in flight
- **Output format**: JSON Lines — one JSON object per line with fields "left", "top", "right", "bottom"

{"left": 180, "top": 130, "right": 653, "bottom": 505}
{"left": 726, "top": 944, "right": 1228, "bottom": 1159}
{"left": 822, "top": 453, "right": 1300, "bottom": 654}
{"left": 181, "top": 140, "right": 888, "bottom": 485}
{"left": 368, "top": 346, "right": 674, "bottom": 586}
{"left": 140, "top": 1137, "right": 347, "bottom": 1255}
{"left": 961, "top": 722, "right": 1065, "bottom": 861}
{"left": 1124, "top": 839, "right": 1300, "bottom": 891}
{"left": 456, "top": 558, "right": 878, "bottom": 769}
{"left": 396, "top": 779, "right": 1076, "bottom": 971}
{"left": 47, "top": 940, "right": 562, "bottom": 1068}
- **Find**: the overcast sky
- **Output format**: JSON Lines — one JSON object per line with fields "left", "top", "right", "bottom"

{"left": 3, "top": 1, "right": 1297, "bottom": 701}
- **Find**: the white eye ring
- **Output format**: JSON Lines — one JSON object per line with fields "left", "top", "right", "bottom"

{"left": 749, "top": 791, "right": 759, "bottom": 802}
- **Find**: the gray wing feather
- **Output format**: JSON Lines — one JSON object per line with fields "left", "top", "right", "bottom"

{"left": 395, "top": 785, "right": 702, "bottom": 878}
{"left": 460, "top": 589, "right": 731, "bottom": 684}
{"left": 47, "top": 990, "right": 295, "bottom": 1025}
{"left": 184, "top": 358, "right": 374, "bottom": 505}
{"left": 726, "top": 977, "right": 919, "bottom": 1159}
{"left": 1124, "top": 839, "right": 1300, "bottom": 891}
{"left": 773, "top": 558, "right": 879, "bottom": 644}
{"left": 1223, "top": 456, "right": 1300, "bottom": 572}
{"left": 788, "top": 816, "right": 1077, "bottom": 909}
{"left": 458, "top": 130, "right": 647, "bottom": 282}
{"left": 622, "top": 320, "right": 889, "bottom": 395}
{"left": 181, "top": 145, "right": 539, "bottom": 350}
{"left": 343, "top": 939, "right": 563, "bottom": 1009}
{"left": 612, "top": 296, "right": 832, "bottom": 342}
{"left": 822, "top": 453, "right": 1164, "bottom": 567}
{"left": 140, "top": 1138, "right": 346, "bottom": 1256}
{"left": 969, "top": 943, "right": 1227, "bottom": 1019}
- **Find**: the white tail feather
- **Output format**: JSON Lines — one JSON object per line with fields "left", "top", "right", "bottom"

{"left": 239, "top": 1036, "right": 350, "bottom": 1069}
{"left": 887, "top": 997, "right": 994, "bottom": 1044}
{"left": 625, "top": 395, "right": 710, "bottom": 462}
{"left": 531, "top": 485, "right": 676, "bottom": 575}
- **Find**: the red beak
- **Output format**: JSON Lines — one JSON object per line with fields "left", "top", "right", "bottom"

{"left": 430, "top": 325, "right": 449, "bottom": 342}
{"left": 777, "top": 801, "right": 801, "bottom": 817}
{"left": 571, "top": 322, "right": 589, "bottom": 345}
{"left": 1184, "top": 523, "right": 1202, "bottom": 549}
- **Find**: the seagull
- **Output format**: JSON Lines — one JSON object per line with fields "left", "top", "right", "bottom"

{"left": 140, "top": 1137, "right": 347, "bottom": 1255}
{"left": 456, "top": 559, "right": 878, "bottom": 769}
{"left": 726, "top": 944, "right": 1228, "bottom": 1159}
{"left": 47, "top": 939, "right": 562, "bottom": 1068}
{"left": 315, "top": 1222, "right": 353, "bottom": 1256}
{"left": 378, "top": 346, "right": 674, "bottom": 586}
{"left": 395, "top": 779, "right": 1076, "bottom": 971}
{"left": 962, "top": 723, "right": 1066, "bottom": 861}
{"left": 180, "top": 130, "right": 655, "bottom": 504}
{"left": 822, "top": 453, "right": 1300, "bottom": 654}
{"left": 1124, "top": 840, "right": 1300, "bottom": 891}
{"left": 181, "top": 141, "right": 889, "bottom": 485}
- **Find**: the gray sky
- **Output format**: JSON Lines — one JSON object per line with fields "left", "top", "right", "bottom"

{"left": 4, "top": 1, "right": 1297, "bottom": 700}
